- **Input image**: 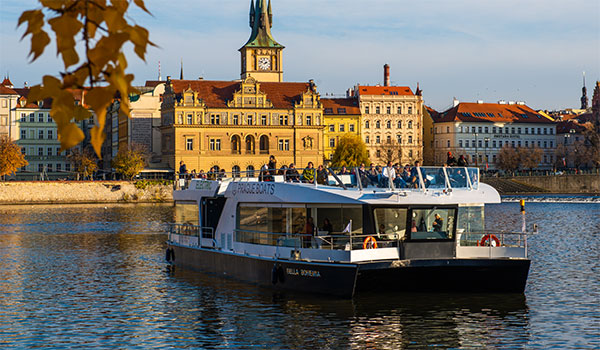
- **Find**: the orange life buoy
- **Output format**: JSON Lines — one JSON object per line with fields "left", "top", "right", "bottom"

{"left": 363, "top": 236, "right": 378, "bottom": 249}
{"left": 478, "top": 234, "right": 501, "bottom": 247}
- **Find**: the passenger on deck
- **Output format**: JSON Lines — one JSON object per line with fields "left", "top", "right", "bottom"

{"left": 446, "top": 152, "right": 457, "bottom": 166}
{"left": 218, "top": 169, "right": 227, "bottom": 179}
{"left": 268, "top": 155, "right": 277, "bottom": 176}
{"left": 286, "top": 163, "right": 300, "bottom": 182}
{"left": 322, "top": 218, "right": 333, "bottom": 234}
{"left": 367, "top": 165, "right": 379, "bottom": 187}
{"left": 338, "top": 166, "right": 350, "bottom": 175}
{"left": 178, "top": 161, "right": 187, "bottom": 179}
{"left": 278, "top": 165, "right": 288, "bottom": 176}
{"left": 357, "top": 164, "right": 370, "bottom": 187}
{"left": 207, "top": 167, "right": 216, "bottom": 180}
{"left": 259, "top": 164, "right": 272, "bottom": 181}
{"left": 457, "top": 155, "right": 469, "bottom": 167}
{"left": 411, "top": 220, "right": 417, "bottom": 232}
{"left": 316, "top": 164, "right": 328, "bottom": 185}
{"left": 382, "top": 161, "right": 396, "bottom": 187}
{"left": 304, "top": 217, "right": 315, "bottom": 247}
{"left": 302, "top": 162, "right": 315, "bottom": 183}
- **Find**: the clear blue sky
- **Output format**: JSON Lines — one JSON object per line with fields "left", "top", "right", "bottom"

{"left": 1, "top": 0, "right": 599, "bottom": 111}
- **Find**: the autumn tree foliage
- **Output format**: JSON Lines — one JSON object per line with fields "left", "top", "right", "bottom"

{"left": 68, "top": 148, "right": 98, "bottom": 179}
{"left": 374, "top": 139, "right": 403, "bottom": 165}
{"left": 518, "top": 146, "right": 543, "bottom": 171}
{"left": 111, "top": 143, "right": 147, "bottom": 180}
{"left": 0, "top": 136, "right": 28, "bottom": 179}
{"left": 331, "top": 134, "right": 371, "bottom": 168}
{"left": 18, "top": 0, "right": 154, "bottom": 157}
{"left": 495, "top": 145, "right": 520, "bottom": 174}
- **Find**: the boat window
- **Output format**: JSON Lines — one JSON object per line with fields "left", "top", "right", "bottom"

{"left": 409, "top": 208, "right": 455, "bottom": 240}
{"left": 373, "top": 208, "right": 407, "bottom": 240}
{"left": 175, "top": 202, "right": 199, "bottom": 225}
{"left": 311, "top": 206, "right": 363, "bottom": 235}
{"left": 457, "top": 206, "right": 484, "bottom": 233}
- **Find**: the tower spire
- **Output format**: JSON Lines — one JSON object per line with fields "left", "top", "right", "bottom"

{"left": 581, "top": 71, "right": 588, "bottom": 109}
{"left": 249, "top": 0, "right": 255, "bottom": 28}
{"left": 267, "top": 0, "right": 272, "bottom": 28}
{"left": 180, "top": 59, "right": 184, "bottom": 80}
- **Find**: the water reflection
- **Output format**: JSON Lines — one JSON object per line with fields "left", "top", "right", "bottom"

{"left": 0, "top": 202, "right": 598, "bottom": 349}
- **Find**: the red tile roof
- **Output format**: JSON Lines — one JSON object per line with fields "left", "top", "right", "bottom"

{"left": 0, "top": 85, "right": 18, "bottom": 95}
{"left": 434, "top": 102, "right": 552, "bottom": 124}
{"left": 167, "top": 79, "right": 312, "bottom": 109}
{"left": 321, "top": 98, "right": 360, "bottom": 115}
{"left": 1, "top": 78, "right": 13, "bottom": 87}
{"left": 357, "top": 85, "right": 414, "bottom": 96}
{"left": 556, "top": 120, "right": 590, "bottom": 134}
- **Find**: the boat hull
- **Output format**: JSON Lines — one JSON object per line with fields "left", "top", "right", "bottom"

{"left": 356, "top": 258, "right": 531, "bottom": 293}
{"left": 169, "top": 245, "right": 530, "bottom": 296}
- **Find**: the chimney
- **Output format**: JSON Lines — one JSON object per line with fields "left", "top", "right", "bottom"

{"left": 498, "top": 100, "right": 506, "bottom": 104}
{"left": 383, "top": 64, "right": 390, "bottom": 87}
{"left": 452, "top": 97, "right": 460, "bottom": 107}
{"left": 477, "top": 100, "right": 483, "bottom": 104}
{"left": 346, "top": 88, "right": 354, "bottom": 98}
{"left": 508, "top": 101, "right": 515, "bottom": 105}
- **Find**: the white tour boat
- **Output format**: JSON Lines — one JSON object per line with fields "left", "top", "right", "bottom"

{"left": 166, "top": 166, "right": 530, "bottom": 297}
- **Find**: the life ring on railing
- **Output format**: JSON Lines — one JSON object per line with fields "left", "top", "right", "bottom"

{"left": 363, "top": 236, "right": 378, "bottom": 249}
{"left": 478, "top": 234, "right": 501, "bottom": 247}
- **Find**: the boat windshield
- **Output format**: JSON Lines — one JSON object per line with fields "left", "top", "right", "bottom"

{"left": 409, "top": 208, "right": 456, "bottom": 240}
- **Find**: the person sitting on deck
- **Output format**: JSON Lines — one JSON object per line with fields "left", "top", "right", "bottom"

{"left": 316, "top": 164, "right": 328, "bottom": 185}
{"left": 302, "top": 162, "right": 315, "bottom": 183}
{"left": 286, "top": 163, "right": 300, "bottom": 182}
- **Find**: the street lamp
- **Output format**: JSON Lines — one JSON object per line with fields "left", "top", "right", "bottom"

{"left": 484, "top": 137, "right": 490, "bottom": 171}
{"left": 474, "top": 132, "right": 479, "bottom": 168}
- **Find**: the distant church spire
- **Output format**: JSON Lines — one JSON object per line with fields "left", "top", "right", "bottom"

{"left": 242, "top": 0, "right": 282, "bottom": 48}
{"left": 180, "top": 59, "right": 184, "bottom": 80}
{"left": 581, "top": 71, "right": 588, "bottom": 109}
{"left": 249, "top": 0, "right": 255, "bottom": 28}
{"left": 158, "top": 61, "right": 162, "bottom": 81}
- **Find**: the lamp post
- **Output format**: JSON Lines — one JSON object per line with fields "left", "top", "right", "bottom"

{"left": 474, "top": 132, "right": 479, "bottom": 168}
{"left": 484, "top": 137, "right": 490, "bottom": 171}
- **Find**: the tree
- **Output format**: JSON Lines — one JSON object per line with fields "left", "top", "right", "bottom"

{"left": 518, "top": 146, "right": 543, "bottom": 171}
{"left": 18, "top": 0, "right": 154, "bottom": 157}
{"left": 553, "top": 144, "right": 568, "bottom": 169}
{"left": 68, "top": 148, "right": 98, "bottom": 180}
{"left": 111, "top": 143, "right": 147, "bottom": 180}
{"left": 331, "top": 134, "right": 370, "bottom": 168}
{"left": 0, "top": 136, "right": 28, "bottom": 180}
{"left": 374, "top": 139, "right": 403, "bottom": 165}
{"left": 496, "top": 145, "right": 519, "bottom": 174}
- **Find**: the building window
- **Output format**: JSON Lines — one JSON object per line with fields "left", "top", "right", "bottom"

{"left": 56, "top": 163, "right": 61, "bottom": 172}
{"left": 484, "top": 127, "right": 488, "bottom": 133}
{"left": 408, "top": 135, "right": 413, "bottom": 144}
{"left": 246, "top": 115, "right": 253, "bottom": 125}
{"left": 279, "top": 115, "right": 288, "bottom": 125}
{"left": 337, "top": 108, "right": 346, "bottom": 114}
{"left": 365, "top": 121, "right": 370, "bottom": 129}
{"left": 47, "top": 147, "right": 53, "bottom": 156}
{"left": 231, "top": 135, "right": 241, "bottom": 154}
{"left": 210, "top": 114, "right": 220, "bottom": 125}
{"left": 365, "top": 136, "right": 370, "bottom": 144}
{"left": 329, "top": 124, "right": 335, "bottom": 132}
{"left": 306, "top": 115, "right": 312, "bottom": 126}
{"left": 186, "top": 138, "right": 193, "bottom": 150}
{"left": 209, "top": 139, "right": 221, "bottom": 151}
{"left": 525, "top": 141, "right": 528, "bottom": 147}
{"left": 544, "top": 128, "right": 547, "bottom": 135}
{"left": 408, "top": 150, "right": 413, "bottom": 158}
{"left": 46, "top": 164, "right": 52, "bottom": 172}
{"left": 459, "top": 140, "right": 463, "bottom": 148}
{"left": 29, "top": 113, "right": 35, "bottom": 122}
{"left": 478, "top": 139, "right": 482, "bottom": 148}
{"left": 259, "top": 135, "right": 269, "bottom": 153}
{"left": 38, "top": 113, "right": 44, "bottom": 122}
{"left": 47, "top": 130, "right": 53, "bottom": 139}
{"left": 543, "top": 141, "right": 547, "bottom": 148}
{"left": 408, "top": 121, "right": 413, "bottom": 129}
{"left": 186, "top": 114, "right": 193, "bottom": 124}
{"left": 47, "top": 114, "right": 52, "bottom": 123}
{"left": 376, "top": 106, "right": 380, "bottom": 114}
{"left": 386, "top": 106, "right": 391, "bottom": 114}
{"left": 397, "top": 121, "right": 401, "bottom": 129}
{"left": 233, "top": 115, "right": 239, "bottom": 125}
{"left": 447, "top": 140, "right": 450, "bottom": 147}
{"left": 397, "top": 134, "right": 402, "bottom": 143}
{"left": 376, "top": 121, "right": 381, "bottom": 129}
{"left": 349, "top": 124, "right": 355, "bottom": 132}
{"left": 365, "top": 106, "right": 370, "bottom": 114}
{"left": 38, "top": 129, "right": 44, "bottom": 139}
{"left": 38, "top": 147, "right": 43, "bottom": 156}
{"left": 550, "top": 128, "right": 554, "bottom": 135}
{"left": 407, "top": 106, "right": 413, "bottom": 114}
{"left": 261, "top": 115, "right": 267, "bottom": 125}
{"left": 21, "top": 113, "right": 27, "bottom": 122}
{"left": 38, "top": 164, "right": 44, "bottom": 172}
{"left": 375, "top": 135, "right": 381, "bottom": 144}
{"left": 65, "top": 163, "right": 71, "bottom": 172}
{"left": 537, "top": 128, "right": 541, "bottom": 135}
{"left": 446, "top": 126, "right": 450, "bottom": 133}
{"left": 339, "top": 124, "right": 345, "bottom": 132}
{"left": 550, "top": 140, "right": 553, "bottom": 147}
{"left": 397, "top": 106, "right": 402, "bottom": 114}
{"left": 493, "top": 140, "right": 497, "bottom": 148}
{"left": 386, "top": 120, "right": 391, "bottom": 129}
{"left": 329, "top": 138, "right": 335, "bottom": 148}
{"left": 21, "top": 129, "right": 26, "bottom": 139}
{"left": 278, "top": 139, "right": 290, "bottom": 151}
{"left": 492, "top": 127, "right": 496, "bottom": 134}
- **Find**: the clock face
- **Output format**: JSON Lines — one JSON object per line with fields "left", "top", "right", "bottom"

{"left": 258, "top": 57, "right": 271, "bottom": 70}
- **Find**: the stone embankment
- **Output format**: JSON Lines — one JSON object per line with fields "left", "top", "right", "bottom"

{"left": 0, "top": 181, "right": 173, "bottom": 204}
{"left": 483, "top": 174, "right": 599, "bottom": 195}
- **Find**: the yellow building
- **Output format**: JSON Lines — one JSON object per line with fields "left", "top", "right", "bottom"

{"left": 321, "top": 98, "right": 361, "bottom": 163}
{"left": 160, "top": 0, "right": 325, "bottom": 174}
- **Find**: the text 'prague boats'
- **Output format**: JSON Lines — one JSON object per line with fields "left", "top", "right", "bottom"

{"left": 166, "top": 166, "right": 530, "bottom": 297}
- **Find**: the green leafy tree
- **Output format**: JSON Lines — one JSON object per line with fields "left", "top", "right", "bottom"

{"left": 18, "top": 0, "right": 154, "bottom": 157}
{"left": 111, "top": 144, "right": 147, "bottom": 180}
{"left": 331, "top": 134, "right": 370, "bottom": 168}
{"left": 68, "top": 148, "right": 98, "bottom": 180}
{"left": 0, "top": 136, "right": 29, "bottom": 180}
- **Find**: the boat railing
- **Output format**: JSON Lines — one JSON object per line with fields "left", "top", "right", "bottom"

{"left": 457, "top": 230, "right": 529, "bottom": 258}
{"left": 168, "top": 223, "right": 216, "bottom": 248}
{"left": 234, "top": 229, "right": 399, "bottom": 251}
{"left": 176, "top": 166, "right": 480, "bottom": 192}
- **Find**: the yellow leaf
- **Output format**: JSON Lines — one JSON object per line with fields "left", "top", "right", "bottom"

{"left": 85, "top": 87, "right": 114, "bottom": 112}
{"left": 90, "top": 125, "right": 105, "bottom": 158}
{"left": 133, "top": 0, "right": 152, "bottom": 15}
{"left": 49, "top": 15, "right": 82, "bottom": 68}
{"left": 110, "top": 0, "right": 129, "bottom": 14}
{"left": 29, "top": 31, "right": 50, "bottom": 61}
{"left": 27, "top": 85, "right": 48, "bottom": 102}
{"left": 73, "top": 105, "right": 92, "bottom": 121}
{"left": 57, "top": 122, "right": 85, "bottom": 150}
{"left": 40, "top": 0, "right": 68, "bottom": 11}
{"left": 104, "top": 8, "right": 127, "bottom": 31}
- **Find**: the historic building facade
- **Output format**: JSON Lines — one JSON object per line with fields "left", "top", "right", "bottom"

{"left": 321, "top": 98, "right": 361, "bottom": 163}
{"left": 355, "top": 68, "right": 424, "bottom": 166}
{"left": 0, "top": 78, "right": 20, "bottom": 141}
{"left": 432, "top": 101, "right": 557, "bottom": 170}
{"left": 159, "top": 0, "right": 324, "bottom": 174}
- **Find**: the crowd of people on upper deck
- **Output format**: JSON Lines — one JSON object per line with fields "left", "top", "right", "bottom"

{"left": 177, "top": 152, "right": 474, "bottom": 188}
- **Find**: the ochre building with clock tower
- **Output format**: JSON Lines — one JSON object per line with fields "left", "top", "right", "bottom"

{"left": 159, "top": 0, "right": 324, "bottom": 175}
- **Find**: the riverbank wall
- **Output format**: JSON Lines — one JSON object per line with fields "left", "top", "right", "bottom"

{"left": 0, "top": 181, "right": 173, "bottom": 204}
{"left": 483, "top": 174, "right": 599, "bottom": 195}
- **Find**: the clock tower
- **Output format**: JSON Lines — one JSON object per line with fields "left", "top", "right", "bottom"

{"left": 240, "top": 0, "right": 284, "bottom": 82}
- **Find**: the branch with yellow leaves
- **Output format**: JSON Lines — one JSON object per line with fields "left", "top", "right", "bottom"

{"left": 18, "top": 0, "right": 154, "bottom": 157}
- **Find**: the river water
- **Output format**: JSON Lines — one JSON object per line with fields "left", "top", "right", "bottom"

{"left": 0, "top": 200, "right": 598, "bottom": 349}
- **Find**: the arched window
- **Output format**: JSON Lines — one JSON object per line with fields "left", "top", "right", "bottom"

{"left": 376, "top": 121, "right": 381, "bottom": 129}
{"left": 365, "top": 120, "right": 370, "bottom": 129}
{"left": 231, "top": 135, "right": 241, "bottom": 154}
{"left": 246, "top": 165, "right": 255, "bottom": 177}
{"left": 259, "top": 135, "right": 269, "bottom": 154}
{"left": 232, "top": 165, "right": 241, "bottom": 178}
{"left": 408, "top": 120, "right": 413, "bottom": 129}
{"left": 245, "top": 135, "right": 255, "bottom": 154}
{"left": 386, "top": 120, "right": 391, "bottom": 129}
{"left": 397, "top": 121, "right": 402, "bottom": 129}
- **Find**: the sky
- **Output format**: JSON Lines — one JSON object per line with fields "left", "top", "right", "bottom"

{"left": 0, "top": 0, "right": 599, "bottom": 111}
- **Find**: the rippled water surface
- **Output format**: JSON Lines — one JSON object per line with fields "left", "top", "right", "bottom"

{"left": 0, "top": 201, "right": 598, "bottom": 349}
